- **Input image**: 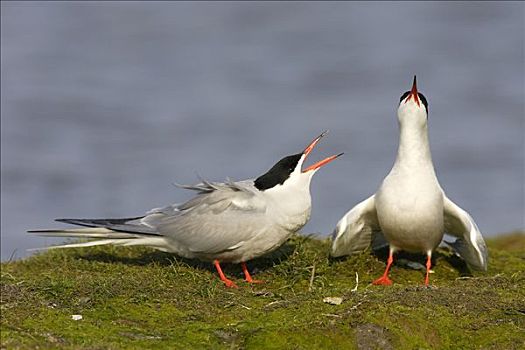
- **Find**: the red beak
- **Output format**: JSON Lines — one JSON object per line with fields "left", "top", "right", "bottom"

{"left": 405, "top": 75, "right": 420, "bottom": 107}
{"left": 302, "top": 131, "right": 343, "bottom": 172}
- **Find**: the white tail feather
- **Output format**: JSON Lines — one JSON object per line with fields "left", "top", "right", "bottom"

{"left": 29, "top": 228, "right": 169, "bottom": 252}
{"left": 30, "top": 237, "right": 169, "bottom": 251}
{"left": 30, "top": 228, "right": 140, "bottom": 239}
{"left": 29, "top": 239, "right": 121, "bottom": 251}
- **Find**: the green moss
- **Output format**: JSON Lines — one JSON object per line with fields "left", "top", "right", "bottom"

{"left": 2, "top": 232, "right": 524, "bottom": 349}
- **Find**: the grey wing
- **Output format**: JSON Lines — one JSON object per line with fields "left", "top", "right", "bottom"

{"left": 142, "top": 180, "right": 268, "bottom": 254}
{"left": 443, "top": 195, "right": 488, "bottom": 271}
{"left": 330, "top": 195, "right": 385, "bottom": 257}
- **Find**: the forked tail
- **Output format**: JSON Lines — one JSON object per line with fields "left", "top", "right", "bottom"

{"left": 28, "top": 217, "right": 167, "bottom": 251}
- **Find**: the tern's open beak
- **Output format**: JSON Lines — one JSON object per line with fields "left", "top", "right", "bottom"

{"left": 302, "top": 130, "right": 327, "bottom": 158}
{"left": 302, "top": 131, "right": 343, "bottom": 172}
{"left": 303, "top": 152, "right": 344, "bottom": 172}
{"left": 406, "top": 75, "right": 420, "bottom": 107}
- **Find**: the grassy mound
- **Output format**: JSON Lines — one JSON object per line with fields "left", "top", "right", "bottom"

{"left": 1, "top": 232, "right": 524, "bottom": 349}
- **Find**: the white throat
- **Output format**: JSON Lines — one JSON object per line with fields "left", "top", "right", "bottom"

{"left": 263, "top": 167, "right": 314, "bottom": 200}
{"left": 394, "top": 104, "right": 433, "bottom": 169}
{"left": 262, "top": 157, "right": 315, "bottom": 220}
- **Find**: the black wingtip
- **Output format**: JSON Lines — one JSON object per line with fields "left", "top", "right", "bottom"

{"left": 27, "top": 229, "right": 60, "bottom": 233}
{"left": 55, "top": 218, "right": 95, "bottom": 227}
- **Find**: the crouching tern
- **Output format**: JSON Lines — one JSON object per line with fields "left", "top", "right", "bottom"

{"left": 330, "top": 77, "right": 488, "bottom": 286}
{"left": 30, "top": 131, "right": 342, "bottom": 288}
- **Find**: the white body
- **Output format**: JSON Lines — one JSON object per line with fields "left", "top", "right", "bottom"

{"left": 375, "top": 100, "right": 443, "bottom": 253}
{"left": 331, "top": 92, "right": 488, "bottom": 270}
{"left": 152, "top": 166, "right": 316, "bottom": 263}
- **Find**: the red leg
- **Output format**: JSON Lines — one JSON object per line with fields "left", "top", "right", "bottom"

{"left": 373, "top": 250, "right": 394, "bottom": 286}
{"left": 213, "top": 260, "right": 238, "bottom": 288}
{"left": 424, "top": 253, "right": 432, "bottom": 286}
{"left": 241, "top": 262, "right": 264, "bottom": 284}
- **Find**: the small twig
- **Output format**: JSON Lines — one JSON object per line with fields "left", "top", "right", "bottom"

{"left": 308, "top": 264, "right": 316, "bottom": 292}
{"left": 264, "top": 300, "right": 286, "bottom": 308}
{"left": 350, "top": 300, "right": 365, "bottom": 311}
{"left": 1, "top": 272, "right": 15, "bottom": 280}
{"left": 224, "top": 302, "right": 251, "bottom": 310}
{"left": 8, "top": 249, "right": 18, "bottom": 263}
{"left": 252, "top": 291, "right": 273, "bottom": 297}
{"left": 351, "top": 272, "right": 359, "bottom": 292}
{"left": 276, "top": 284, "right": 293, "bottom": 291}
{"left": 456, "top": 273, "right": 503, "bottom": 281}
{"left": 224, "top": 302, "right": 235, "bottom": 309}
{"left": 321, "top": 313, "right": 342, "bottom": 318}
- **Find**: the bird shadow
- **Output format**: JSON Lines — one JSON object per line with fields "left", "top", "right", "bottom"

{"left": 371, "top": 246, "right": 473, "bottom": 277}
{"left": 72, "top": 241, "right": 297, "bottom": 276}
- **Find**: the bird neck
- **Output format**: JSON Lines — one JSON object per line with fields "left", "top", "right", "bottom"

{"left": 394, "top": 121, "right": 434, "bottom": 168}
{"left": 262, "top": 172, "right": 313, "bottom": 215}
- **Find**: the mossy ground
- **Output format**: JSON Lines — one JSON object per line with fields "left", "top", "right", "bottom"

{"left": 1, "top": 232, "right": 524, "bottom": 349}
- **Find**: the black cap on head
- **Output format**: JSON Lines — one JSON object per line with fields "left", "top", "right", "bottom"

{"left": 254, "top": 153, "right": 302, "bottom": 191}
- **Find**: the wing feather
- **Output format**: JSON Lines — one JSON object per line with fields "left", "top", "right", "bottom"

{"left": 144, "top": 179, "right": 268, "bottom": 254}
{"left": 443, "top": 195, "right": 488, "bottom": 271}
{"left": 330, "top": 195, "right": 384, "bottom": 257}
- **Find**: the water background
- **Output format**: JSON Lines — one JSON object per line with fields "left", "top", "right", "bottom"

{"left": 2, "top": 2, "right": 524, "bottom": 260}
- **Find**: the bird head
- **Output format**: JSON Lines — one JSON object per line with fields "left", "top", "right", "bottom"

{"left": 254, "top": 131, "right": 343, "bottom": 192}
{"left": 397, "top": 76, "right": 429, "bottom": 127}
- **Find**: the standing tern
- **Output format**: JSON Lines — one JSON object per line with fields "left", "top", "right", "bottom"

{"left": 330, "top": 77, "right": 488, "bottom": 286}
{"left": 30, "top": 131, "right": 342, "bottom": 288}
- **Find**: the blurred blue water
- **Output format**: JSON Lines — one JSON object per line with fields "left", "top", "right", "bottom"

{"left": 1, "top": 2, "right": 524, "bottom": 260}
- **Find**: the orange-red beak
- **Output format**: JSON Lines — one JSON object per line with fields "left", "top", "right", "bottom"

{"left": 303, "top": 153, "right": 344, "bottom": 172}
{"left": 405, "top": 75, "right": 420, "bottom": 107}
{"left": 302, "top": 131, "right": 343, "bottom": 172}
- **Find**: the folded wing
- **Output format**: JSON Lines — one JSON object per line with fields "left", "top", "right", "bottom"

{"left": 142, "top": 179, "right": 268, "bottom": 254}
